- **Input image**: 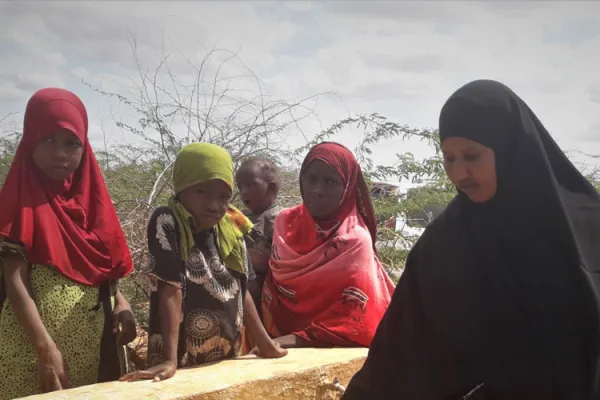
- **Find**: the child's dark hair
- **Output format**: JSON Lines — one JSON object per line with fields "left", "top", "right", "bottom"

{"left": 238, "top": 156, "right": 281, "bottom": 188}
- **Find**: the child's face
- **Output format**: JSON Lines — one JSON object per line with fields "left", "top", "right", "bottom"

{"left": 178, "top": 179, "right": 232, "bottom": 230}
{"left": 32, "top": 129, "right": 84, "bottom": 181}
{"left": 236, "top": 165, "right": 276, "bottom": 214}
{"left": 301, "top": 160, "right": 344, "bottom": 221}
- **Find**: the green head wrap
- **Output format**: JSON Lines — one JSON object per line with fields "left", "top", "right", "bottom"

{"left": 168, "top": 142, "right": 252, "bottom": 273}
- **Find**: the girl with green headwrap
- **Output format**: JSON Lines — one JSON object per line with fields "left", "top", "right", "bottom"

{"left": 121, "top": 143, "right": 287, "bottom": 382}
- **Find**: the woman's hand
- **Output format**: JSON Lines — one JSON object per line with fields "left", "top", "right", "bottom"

{"left": 119, "top": 361, "right": 177, "bottom": 382}
{"left": 242, "top": 290, "right": 287, "bottom": 358}
{"left": 36, "top": 342, "right": 69, "bottom": 393}
{"left": 113, "top": 290, "right": 137, "bottom": 346}
{"left": 250, "top": 339, "right": 288, "bottom": 359}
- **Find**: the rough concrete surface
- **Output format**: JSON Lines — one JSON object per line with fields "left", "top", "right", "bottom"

{"left": 20, "top": 348, "right": 368, "bottom": 400}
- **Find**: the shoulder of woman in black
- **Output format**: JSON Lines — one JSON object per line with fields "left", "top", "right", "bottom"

{"left": 343, "top": 203, "right": 481, "bottom": 400}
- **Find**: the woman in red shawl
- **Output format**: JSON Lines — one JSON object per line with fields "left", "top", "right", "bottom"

{"left": 0, "top": 88, "right": 136, "bottom": 399}
{"left": 261, "top": 142, "right": 395, "bottom": 348}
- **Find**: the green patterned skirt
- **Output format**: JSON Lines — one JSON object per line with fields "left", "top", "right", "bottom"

{"left": 0, "top": 265, "right": 126, "bottom": 399}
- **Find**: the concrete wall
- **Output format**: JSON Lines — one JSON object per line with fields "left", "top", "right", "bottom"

{"left": 21, "top": 348, "right": 368, "bottom": 400}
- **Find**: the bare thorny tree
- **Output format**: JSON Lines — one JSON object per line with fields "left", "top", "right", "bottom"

{"left": 89, "top": 40, "right": 324, "bottom": 198}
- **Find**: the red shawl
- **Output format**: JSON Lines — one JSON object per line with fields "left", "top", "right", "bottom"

{"left": 0, "top": 88, "right": 133, "bottom": 286}
{"left": 262, "top": 142, "right": 395, "bottom": 347}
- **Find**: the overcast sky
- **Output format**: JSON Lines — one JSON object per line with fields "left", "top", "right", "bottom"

{"left": 1, "top": 1, "right": 600, "bottom": 176}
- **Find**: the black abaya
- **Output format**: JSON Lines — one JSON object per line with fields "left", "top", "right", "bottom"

{"left": 344, "top": 80, "right": 600, "bottom": 400}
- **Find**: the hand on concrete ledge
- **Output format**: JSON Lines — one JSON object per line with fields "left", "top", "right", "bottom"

{"left": 243, "top": 291, "right": 288, "bottom": 359}
{"left": 37, "top": 342, "right": 70, "bottom": 392}
{"left": 249, "top": 340, "right": 288, "bottom": 359}
{"left": 119, "top": 360, "right": 177, "bottom": 383}
{"left": 25, "top": 348, "right": 369, "bottom": 400}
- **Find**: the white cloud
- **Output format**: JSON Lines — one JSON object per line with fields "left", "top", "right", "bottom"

{"left": 283, "top": 1, "right": 315, "bottom": 12}
{"left": 1, "top": 1, "right": 600, "bottom": 171}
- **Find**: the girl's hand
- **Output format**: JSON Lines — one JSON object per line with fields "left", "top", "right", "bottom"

{"left": 113, "top": 292, "right": 137, "bottom": 346}
{"left": 36, "top": 342, "right": 69, "bottom": 393}
{"left": 119, "top": 360, "right": 177, "bottom": 382}
{"left": 250, "top": 339, "right": 288, "bottom": 359}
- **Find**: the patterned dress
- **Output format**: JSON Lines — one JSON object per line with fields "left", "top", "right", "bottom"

{"left": 145, "top": 207, "right": 253, "bottom": 368}
{"left": 0, "top": 240, "right": 126, "bottom": 400}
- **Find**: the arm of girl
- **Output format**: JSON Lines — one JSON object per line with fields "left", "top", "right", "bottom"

{"left": 120, "top": 281, "right": 181, "bottom": 382}
{"left": 3, "top": 255, "right": 69, "bottom": 392}
{"left": 243, "top": 291, "right": 288, "bottom": 358}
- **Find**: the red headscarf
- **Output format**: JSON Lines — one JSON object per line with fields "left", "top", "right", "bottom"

{"left": 283, "top": 142, "right": 378, "bottom": 254}
{"left": 260, "top": 142, "right": 394, "bottom": 347}
{"left": 0, "top": 88, "right": 133, "bottom": 286}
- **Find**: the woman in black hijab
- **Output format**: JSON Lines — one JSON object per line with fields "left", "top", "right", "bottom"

{"left": 343, "top": 79, "right": 600, "bottom": 400}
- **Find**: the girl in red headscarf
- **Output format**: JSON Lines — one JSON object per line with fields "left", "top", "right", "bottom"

{"left": 0, "top": 88, "right": 136, "bottom": 399}
{"left": 260, "top": 142, "right": 395, "bottom": 348}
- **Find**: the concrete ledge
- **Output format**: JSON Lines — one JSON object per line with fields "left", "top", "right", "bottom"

{"left": 22, "top": 348, "right": 368, "bottom": 400}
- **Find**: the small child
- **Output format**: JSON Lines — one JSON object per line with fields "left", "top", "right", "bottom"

{"left": 121, "top": 143, "right": 286, "bottom": 383}
{"left": 235, "top": 157, "right": 281, "bottom": 315}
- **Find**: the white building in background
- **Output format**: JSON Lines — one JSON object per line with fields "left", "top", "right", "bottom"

{"left": 371, "top": 179, "right": 439, "bottom": 281}
{"left": 371, "top": 179, "right": 441, "bottom": 239}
